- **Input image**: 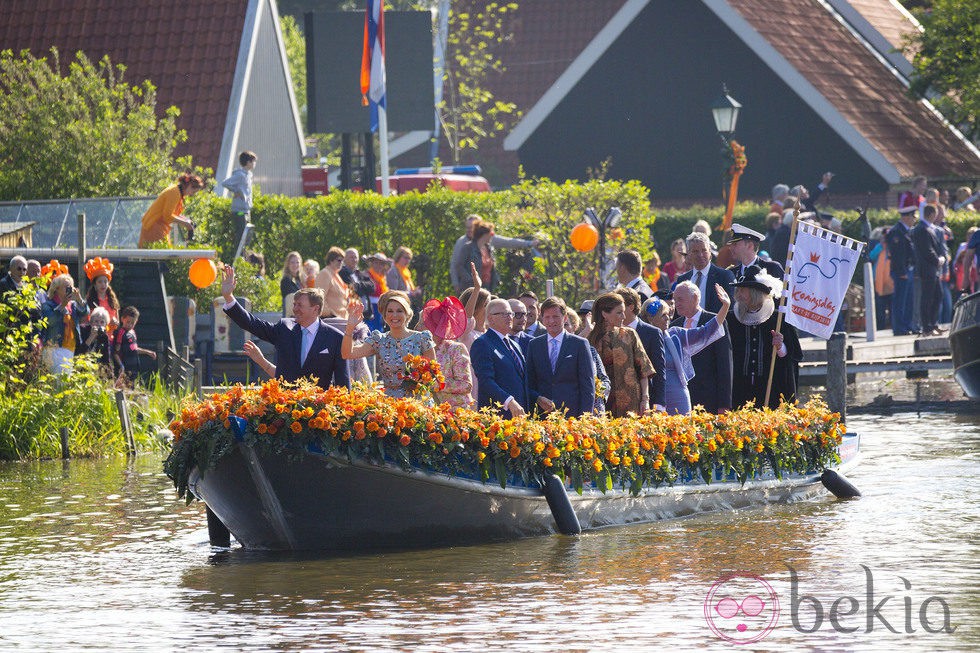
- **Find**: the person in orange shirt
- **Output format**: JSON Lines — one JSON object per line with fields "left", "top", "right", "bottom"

{"left": 138, "top": 173, "right": 205, "bottom": 247}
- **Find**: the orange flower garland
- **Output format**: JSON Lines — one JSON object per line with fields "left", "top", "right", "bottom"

{"left": 164, "top": 379, "right": 844, "bottom": 503}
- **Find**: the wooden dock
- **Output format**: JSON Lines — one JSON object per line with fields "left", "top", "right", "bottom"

{"left": 799, "top": 330, "right": 952, "bottom": 382}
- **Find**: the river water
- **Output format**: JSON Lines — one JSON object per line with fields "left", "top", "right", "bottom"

{"left": 1, "top": 412, "right": 977, "bottom": 651}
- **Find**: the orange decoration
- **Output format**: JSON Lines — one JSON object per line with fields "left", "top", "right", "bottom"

{"left": 40, "top": 259, "right": 69, "bottom": 278}
{"left": 188, "top": 258, "right": 217, "bottom": 289}
{"left": 570, "top": 223, "right": 599, "bottom": 252}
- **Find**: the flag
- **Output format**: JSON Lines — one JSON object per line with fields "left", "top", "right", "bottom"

{"left": 360, "top": 0, "right": 386, "bottom": 132}
{"left": 783, "top": 222, "right": 864, "bottom": 339}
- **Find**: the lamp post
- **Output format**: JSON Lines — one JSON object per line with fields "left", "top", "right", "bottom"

{"left": 712, "top": 85, "right": 746, "bottom": 238}
{"left": 585, "top": 206, "right": 622, "bottom": 288}
{"left": 711, "top": 85, "right": 741, "bottom": 146}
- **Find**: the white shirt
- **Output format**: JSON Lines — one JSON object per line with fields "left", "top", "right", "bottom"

{"left": 490, "top": 328, "right": 519, "bottom": 410}
{"left": 684, "top": 308, "right": 703, "bottom": 329}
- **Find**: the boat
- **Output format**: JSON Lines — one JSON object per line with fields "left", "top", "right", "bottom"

{"left": 950, "top": 290, "right": 980, "bottom": 399}
{"left": 188, "top": 429, "right": 861, "bottom": 551}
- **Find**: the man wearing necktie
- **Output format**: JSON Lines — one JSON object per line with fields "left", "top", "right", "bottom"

{"left": 527, "top": 297, "right": 595, "bottom": 417}
{"left": 672, "top": 231, "right": 735, "bottom": 314}
{"left": 470, "top": 298, "right": 540, "bottom": 418}
{"left": 670, "top": 280, "right": 732, "bottom": 413}
{"left": 221, "top": 264, "right": 349, "bottom": 390}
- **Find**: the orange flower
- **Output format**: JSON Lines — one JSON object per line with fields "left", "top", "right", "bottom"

{"left": 290, "top": 422, "right": 303, "bottom": 433}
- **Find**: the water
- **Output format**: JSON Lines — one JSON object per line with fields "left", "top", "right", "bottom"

{"left": 1, "top": 412, "right": 977, "bottom": 651}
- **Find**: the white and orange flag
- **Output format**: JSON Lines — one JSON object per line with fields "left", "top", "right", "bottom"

{"left": 783, "top": 222, "right": 865, "bottom": 339}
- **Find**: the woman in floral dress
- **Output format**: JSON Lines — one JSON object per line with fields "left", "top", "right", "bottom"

{"left": 342, "top": 290, "right": 435, "bottom": 398}
{"left": 587, "top": 292, "right": 654, "bottom": 417}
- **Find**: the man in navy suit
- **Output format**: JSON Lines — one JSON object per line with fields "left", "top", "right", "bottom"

{"left": 471, "top": 298, "right": 540, "bottom": 418}
{"left": 519, "top": 291, "right": 546, "bottom": 338}
{"left": 221, "top": 264, "right": 349, "bottom": 390}
{"left": 508, "top": 298, "right": 534, "bottom": 355}
{"left": 527, "top": 297, "right": 595, "bottom": 417}
{"left": 726, "top": 223, "right": 785, "bottom": 281}
{"left": 670, "top": 280, "right": 732, "bottom": 413}
{"left": 674, "top": 232, "right": 737, "bottom": 314}
{"left": 911, "top": 204, "right": 946, "bottom": 335}
{"left": 614, "top": 287, "right": 666, "bottom": 411}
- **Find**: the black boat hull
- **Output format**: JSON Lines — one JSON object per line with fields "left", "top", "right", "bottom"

{"left": 950, "top": 291, "right": 980, "bottom": 399}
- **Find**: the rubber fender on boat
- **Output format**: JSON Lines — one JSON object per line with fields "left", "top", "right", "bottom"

{"left": 206, "top": 504, "right": 232, "bottom": 547}
{"left": 820, "top": 469, "right": 862, "bottom": 499}
{"left": 543, "top": 474, "right": 582, "bottom": 535}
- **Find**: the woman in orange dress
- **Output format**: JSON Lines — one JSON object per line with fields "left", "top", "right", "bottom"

{"left": 137, "top": 173, "right": 205, "bottom": 247}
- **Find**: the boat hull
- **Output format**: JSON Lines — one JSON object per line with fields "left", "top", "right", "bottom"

{"left": 950, "top": 291, "right": 980, "bottom": 399}
{"left": 189, "top": 434, "right": 860, "bottom": 551}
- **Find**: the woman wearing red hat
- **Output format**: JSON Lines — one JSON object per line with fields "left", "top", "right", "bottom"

{"left": 422, "top": 296, "right": 473, "bottom": 408}
{"left": 84, "top": 257, "right": 120, "bottom": 333}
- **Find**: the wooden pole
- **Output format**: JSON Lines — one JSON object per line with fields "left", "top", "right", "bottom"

{"left": 60, "top": 426, "right": 70, "bottom": 459}
{"left": 76, "top": 213, "right": 86, "bottom": 296}
{"left": 763, "top": 210, "right": 801, "bottom": 407}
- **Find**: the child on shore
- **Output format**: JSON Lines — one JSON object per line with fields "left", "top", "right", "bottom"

{"left": 221, "top": 150, "right": 258, "bottom": 260}
{"left": 112, "top": 305, "right": 156, "bottom": 385}
{"left": 78, "top": 306, "right": 114, "bottom": 377}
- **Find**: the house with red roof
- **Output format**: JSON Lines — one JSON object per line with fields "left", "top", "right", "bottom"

{"left": 0, "top": 0, "right": 304, "bottom": 196}
{"left": 442, "top": 0, "right": 980, "bottom": 205}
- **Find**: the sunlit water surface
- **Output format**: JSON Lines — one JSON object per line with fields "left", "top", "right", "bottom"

{"left": 0, "top": 413, "right": 977, "bottom": 651}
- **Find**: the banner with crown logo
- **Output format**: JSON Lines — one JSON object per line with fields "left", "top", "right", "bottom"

{"left": 783, "top": 222, "right": 865, "bottom": 339}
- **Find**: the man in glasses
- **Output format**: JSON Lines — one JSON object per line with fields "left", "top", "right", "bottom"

{"left": 507, "top": 298, "right": 533, "bottom": 355}
{"left": 470, "top": 298, "right": 540, "bottom": 418}
{"left": 1, "top": 255, "right": 28, "bottom": 296}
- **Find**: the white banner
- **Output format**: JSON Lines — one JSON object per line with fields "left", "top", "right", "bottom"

{"left": 783, "top": 222, "right": 864, "bottom": 339}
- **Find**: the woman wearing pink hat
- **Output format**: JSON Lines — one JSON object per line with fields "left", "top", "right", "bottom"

{"left": 422, "top": 296, "right": 473, "bottom": 408}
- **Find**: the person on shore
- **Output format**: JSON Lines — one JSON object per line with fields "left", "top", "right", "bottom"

{"left": 220, "top": 150, "right": 257, "bottom": 257}
{"left": 342, "top": 291, "right": 435, "bottom": 399}
{"left": 911, "top": 204, "right": 946, "bottom": 335}
{"left": 670, "top": 281, "right": 732, "bottom": 413}
{"left": 727, "top": 266, "right": 801, "bottom": 409}
{"left": 450, "top": 214, "right": 539, "bottom": 293}
{"left": 138, "top": 173, "right": 205, "bottom": 248}
{"left": 84, "top": 257, "right": 120, "bottom": 332}
{"left": 78, "top": 306, "right": 113, "bottom": 377}
{"left": 39, "top": 274, "right": 89, "bottom": 374}
{"left": 643, "top": 283, "right": 730, "bottom": 415}
{"left": 470, "top": 298, "right": 538, "bottom": 418}
{"left": 280, "top": 251, "right": 303, "bottom": 311}
{"left": 111, "top": 305, "right": 156, "bottom": 384}
{"left": 340, "top": 249, "right": 376, "bottom": 325}
{"left": 587, "top": 292, "right": 654, "bottom": 417}
{"left": 0, "top": 255, "right": 27, "bottom": 296}
{"left": 458, "top": 219, "right": 500, "bottom": 292}
{"left": 302, "top": 259, "right": 320, "bottom": 289}
{"left": 527, "top": 296, "right": 595, "bottom": 418}
{"left": 887, "top": 206, "right": 919, "bottom": 335}
{"left": 422, "top": 296, "right": 473, "bottom": 409}
{"left": 221, "top": 264, "right": 349, "bottom": 390}
{"left": 662, "top": 238, "right": 689, "bottom": 285}
{"left": 314, "top": 247, "right": 350, "bottom": 319}
{"left": 364, "top": 253, "right": 393, "bottom": 332}
{"left": 386, "top": 247, "right": 422, "bottom": 308}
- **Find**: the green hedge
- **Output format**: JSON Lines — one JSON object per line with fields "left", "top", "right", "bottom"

{"left": 181, "top": 180, "right": 978, "bottom": 312}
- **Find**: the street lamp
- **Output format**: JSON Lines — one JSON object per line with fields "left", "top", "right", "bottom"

{"left": 711, "top": 85, "right": 741, "bottom": 143}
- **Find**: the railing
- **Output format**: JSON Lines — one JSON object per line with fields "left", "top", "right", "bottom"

{"left": 0, "top": 196, "right": 155, "bottom": 249}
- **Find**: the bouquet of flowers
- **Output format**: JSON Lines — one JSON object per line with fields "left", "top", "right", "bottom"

{"left": 398, "top": 354, "right": 446, "bottom": 397}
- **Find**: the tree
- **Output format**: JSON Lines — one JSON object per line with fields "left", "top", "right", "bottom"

{"left": 905, "top": 0, "right": 980, "bottom": 143}
{"left": 439, "top": 2, "right": 520, "bottom": 163}
{"left": 0, "top": 48, "right": 187, "bottom": 201}
{"left": 280, "top": 14, "right": 307, "bottom": 122}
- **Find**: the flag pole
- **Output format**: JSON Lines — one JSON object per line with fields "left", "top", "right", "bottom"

{"left": 378, "top": 105, "right": 390, "bottom": 197}
{"left": 763, "top": 205, "right": 800, "bottom": 407}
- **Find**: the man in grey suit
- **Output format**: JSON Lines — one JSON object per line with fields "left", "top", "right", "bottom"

{"left": 221, "top": 264, "right": 349, "bottom": 390}
{"left": 670, "top": 281, "right": 732, "bottom": 413}
{"left": 527, "top": 297, "right": 595, "bottom": 417}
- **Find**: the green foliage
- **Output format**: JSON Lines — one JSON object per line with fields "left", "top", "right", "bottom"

{"left": 0, "top": 48, "right": 189, "bottom": 201}
{"left": 905, "top": 0, "right": 980, "bottom": 142}
{"left": 280, "top": 14, "right": 307, "bottom": 123}
{"left": 440, "top": 2, "right": 521, "bottom": 163}
{"left": 0, "top": 278, "right": 180, "bottom": 459}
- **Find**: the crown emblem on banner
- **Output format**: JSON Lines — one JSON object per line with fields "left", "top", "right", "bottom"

{"left": 809, "top": 252, "right": 821, "bottom": 263}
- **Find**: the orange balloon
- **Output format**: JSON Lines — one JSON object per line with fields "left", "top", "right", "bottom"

{"left": 188, "top": 258, "right": 218, "bottom": 289}
{"left": 570, "top": 222, "right": 599, "bottom": 252}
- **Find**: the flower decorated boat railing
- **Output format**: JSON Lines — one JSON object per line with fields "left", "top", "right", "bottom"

{"left": 164, "top": 380, "right": 859, "bottom": 551}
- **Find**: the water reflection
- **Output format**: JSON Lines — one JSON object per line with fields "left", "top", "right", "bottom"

{"left": 0, "top": 413, "right": 978, "bottom": 651}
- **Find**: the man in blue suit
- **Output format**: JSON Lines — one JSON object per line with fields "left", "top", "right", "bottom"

{"left": 508, "top": 298, "right": 534, "bottom": 355}
{"left": 470, "top": 298, "right": 540, "bottom": 418}
{"left": 221, "top": 264, "right": 349, "bottom": 390}
{"left": 674, "top": 232, "right": 736, "bottom": 314}
{"left": 614, "top": 287, "right": 666, "bottom": 411}
{"left": 527, "top": 297, "right": 595, "bottom": 417}
{"left": 670, "top": 280, "right": 733, "bottom": 413}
